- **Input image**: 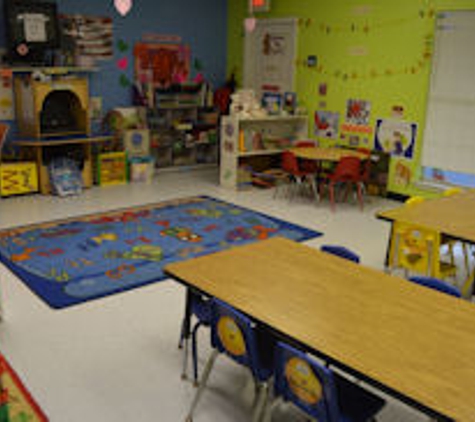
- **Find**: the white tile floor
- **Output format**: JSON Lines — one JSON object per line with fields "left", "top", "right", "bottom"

{"left": 0, "top": 168, "right": 431, "bottom": 421}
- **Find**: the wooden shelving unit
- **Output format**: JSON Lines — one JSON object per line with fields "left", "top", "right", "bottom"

{"left": 148, "top": 90, "right": 218, "bottom": 170}
{"left": 219, "top": 115, "right": 308, "bottom": 189}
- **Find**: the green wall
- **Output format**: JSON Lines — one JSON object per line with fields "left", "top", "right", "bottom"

{"left": 227, "top": 0, "right": 475, "bottom": 197}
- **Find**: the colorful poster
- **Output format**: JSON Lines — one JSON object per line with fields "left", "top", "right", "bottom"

{"left": 60, "top": 15, "right": 114, "bottom": 63}
{"left": 374, "top": 119, "right": 417, "bottom": 158}
{"left": 346, "top": 99, "right": 371, "bottom": 126}
{"left": 314, "top": 110, "right": 340, "bottom": 139}
{"left": 0, "top": 71, "right": 14, "bottom": 120}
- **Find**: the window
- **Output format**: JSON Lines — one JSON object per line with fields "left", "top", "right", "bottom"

{"left": 421, "top": 11, "right": 475, "bottom": 185}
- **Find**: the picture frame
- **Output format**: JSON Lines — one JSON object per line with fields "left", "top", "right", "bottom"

{"left": 249, "top": 0, "right": 271, "bottom": 13}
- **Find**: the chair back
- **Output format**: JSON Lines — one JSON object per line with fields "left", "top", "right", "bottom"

{"left": 356, "top": 148, "right": 371, "bottom": 182}
{"left": 281, "top": 150, "right": 300, "bottom": 174}
{"left": 320, "top": 245, "right": 360, "bottom": 263}
{"left": 405, "top": 196, "right": 425, "bottom": 206}
{"left": 389, "top": 221, "right": 440, "bottom": 276}
{"left": 408, "top": 276, "right": 461, "bottom": 297}
{"left": 294, "top": 140, "right": 317, "bottom": 148}
{"left": 443, "top": 187, "right": 463, "bottom": 197}
{"left": 211, "top": 299, "right": 272, "bottom": 381}
{"left": 329, "top": 156, "right": 361, "bottom": 182}
{"left": 274, "top": 342, "right": 340, "bottom": 422}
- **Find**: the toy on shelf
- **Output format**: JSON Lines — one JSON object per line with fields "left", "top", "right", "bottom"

{"left": 48, "top": 157, "right": 83, "bottom": 197}
{"left": 123, "top": 129, "right": 151, "bottom": 158}
{"left": 97, "top": 152, "right": 128, "bottom": 186}
{"left": 230, "top": 89, "right": 266, "bottom": 118}
{"left": 0, "top": 162, "right": 39, "bottom": 197}
{"left": 129, "top": 156, "right": 154, "bottom": 183}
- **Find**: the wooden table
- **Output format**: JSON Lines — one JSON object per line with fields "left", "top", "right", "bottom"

{"left": 377, "top": 190, "right": 475, "bottom": 244}
{"left": 377, "top": 190, "right": 475, "bottom": 295}
{"left": 165, "top": 237, "right": 475, "bottom": 422}
{"left": 290, "top": 146, "right": 367, "bottom": 161}
{"left": 14, "top": 135, "right": 112, "bottom": 194}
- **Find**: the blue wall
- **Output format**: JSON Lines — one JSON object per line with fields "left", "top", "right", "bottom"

{"left": 1, "top": 0, "right": 228, "bottom": 118}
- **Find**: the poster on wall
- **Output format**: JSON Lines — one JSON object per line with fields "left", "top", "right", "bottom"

{"left": 314, "top": 110, "right": 340, "bottom": 139}
{"left": 60, "top": 15, "right": 113, "bottom": 65}
{"left": 345, "top": 99, "right": 371, "bottom": 126}
{"left": 374, "top": 118, "right": 417, "bottom": 159}
{"left": 0, "top": 70, "right": 14, "bottom": 120}
{"left": 393, "top": 158, "right": 413, "bottom": 188}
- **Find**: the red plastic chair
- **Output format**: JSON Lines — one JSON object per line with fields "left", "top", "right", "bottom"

{"left": 294, "top": 140, "right": 319, "bottom": 173}
{"left": 357, "top": 148, "right": 371, "bottom": 195}
{"left": 281, "top": 150, "right": 317, "bottom": 200}
{"left": 320, "top": 156, "right": 363, "bottom": 211}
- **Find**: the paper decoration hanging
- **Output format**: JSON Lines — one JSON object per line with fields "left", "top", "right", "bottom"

{"left": 374, "top": 119, "right": 417, "bottom": 158}
{"left": 114, "top": 0, "right": 132, "bottom": 16}
{"left": 117, "top": 39, "right": 129, "bottom": 52}
{"left": 119, "top": 74, "right": 131, "bottom": 87}
{"left": 244, "top": 17, "right": 257, "bottom": 33}
{"left": 117, "top": 57, "right": 128, "bottom": 70}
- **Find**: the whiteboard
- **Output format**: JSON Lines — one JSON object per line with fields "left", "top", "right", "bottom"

{"left": 421, "top": 11, "right": 475, "bottom": 175}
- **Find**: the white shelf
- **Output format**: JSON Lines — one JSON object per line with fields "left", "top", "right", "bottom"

{"left": 4, "top": 66, "right": 98, "bottom": 74}
{"left": 220, "top": 115, "right": 309, "bottom": 189}
{"left": 237, "top": 115, "right": 307, "bottom": 123}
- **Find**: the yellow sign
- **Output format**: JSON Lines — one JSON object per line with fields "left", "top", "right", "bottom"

{"left": 217, "top": 316, "right": 247, "bottom": 356}
{"left": 284, "top": 357, "right": 323, "bottom": 405}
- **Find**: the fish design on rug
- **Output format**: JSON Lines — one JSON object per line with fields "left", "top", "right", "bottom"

{"left": 226, "top": 225, "right": 276, "bottom": 242}
{"left": 160, "top": 226, "right": 202, "bottom": 243}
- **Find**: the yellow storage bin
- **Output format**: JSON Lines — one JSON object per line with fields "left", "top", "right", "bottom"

{"left": 0, "top": 162, "right": 39, "bottom": 196}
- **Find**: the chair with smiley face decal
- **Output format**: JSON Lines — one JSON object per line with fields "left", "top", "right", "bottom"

{"left": 185, "top": 299, "right": 274, "bottom": 422}
{"left": 262, "top": 341, "right": 385, "bottom": 422}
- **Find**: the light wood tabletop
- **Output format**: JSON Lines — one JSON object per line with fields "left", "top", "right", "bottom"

{"left": 289, "top": 146, "right": 367, "bottom": 161}
{"left": 165, "top": 237, "right": 475, "bottom": 422}
{"left": 377, "top": 190, "right": 475, "bottom": 244}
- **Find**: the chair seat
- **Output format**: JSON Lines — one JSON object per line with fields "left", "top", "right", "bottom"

{"left": 336, "top": 375, "right": 386, "bottom": 422}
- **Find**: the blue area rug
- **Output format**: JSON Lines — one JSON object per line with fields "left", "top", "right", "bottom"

{"left": 0, "top": 196, "right": 322, "bottom": 309}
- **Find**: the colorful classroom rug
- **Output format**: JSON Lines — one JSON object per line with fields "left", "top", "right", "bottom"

{"left": 0, "top": 196, "right": 322, "bottom": 309}
{"left": 0, "top": 353, "right": 48, "bottom": 422}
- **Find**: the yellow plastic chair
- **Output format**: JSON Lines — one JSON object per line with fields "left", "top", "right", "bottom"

{"left": 405, "top": 196, "right": 425, "bottom": 206}
{"left": 388, "top": 221, "right": 457, "bottom": 281}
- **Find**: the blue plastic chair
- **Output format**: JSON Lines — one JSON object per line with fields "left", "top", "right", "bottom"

{"left": 178, "top": 291, "right": 212, "bottom": 385}
{"left": 265, "top": 341, "right": 385, "bottom": 422}
{"left": 321, "top": 244, "right": 361, "bottom": 264}
{"left": 408, "top": 276, "right": 461, "bottom": 298}
{"left": 185, "top": 299, "right": 274, "bottom": 422}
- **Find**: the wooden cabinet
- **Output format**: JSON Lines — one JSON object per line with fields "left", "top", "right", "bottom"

{"left": 220, "top": 115, "right": 308, "bottom": 188}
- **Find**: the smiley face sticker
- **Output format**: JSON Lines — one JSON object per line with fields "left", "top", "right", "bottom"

{"left": 217, "top": 316, "right": 247, "bottom": 356}
{"left": 284, "top": 357, "right": 323, "bottom": 405}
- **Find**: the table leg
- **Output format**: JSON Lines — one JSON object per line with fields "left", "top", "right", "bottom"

{"left": 384, "top": 223, "right": 394, "bottom": 271}
{"left": 82, "top": 143, "right": 93, "bottom": 188}
{"left": 179, "top": 288, "right": 192, "bottom": 380}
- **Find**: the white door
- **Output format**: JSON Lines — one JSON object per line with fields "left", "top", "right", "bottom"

{"left": 244, "top": 18, "right": 298, "bottom": 101}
